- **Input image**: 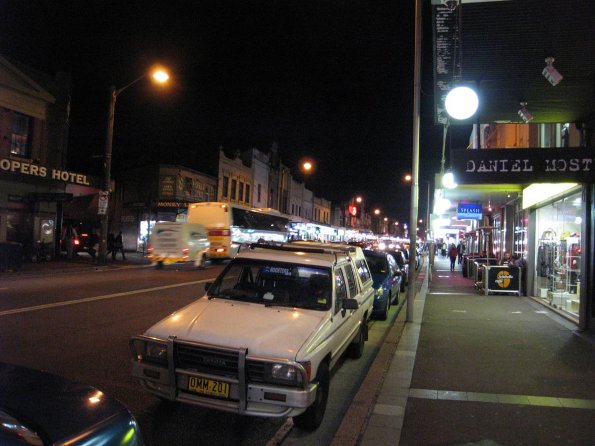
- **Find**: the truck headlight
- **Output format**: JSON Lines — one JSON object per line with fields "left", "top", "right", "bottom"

{"left": 265, "top": 363, "right": 303, "bottom": 386}
{"left": 144, "top": 341, "right": 168, "bottom": 365}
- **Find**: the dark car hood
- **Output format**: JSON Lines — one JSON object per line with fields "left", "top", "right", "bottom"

{"left": 0, "top": 362, "right": 136, "bottom": 444}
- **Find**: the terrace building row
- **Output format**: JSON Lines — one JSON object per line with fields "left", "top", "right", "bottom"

{"left": 0, "top": 55, "right": 371, "bottom": 259}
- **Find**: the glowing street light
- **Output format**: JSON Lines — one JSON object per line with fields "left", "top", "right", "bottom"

{"left": 98, "top": 66, "right": 170, "bottom": 264}
{"left": 374, "top": 209, "right": 381, "bottom": 215}
{"left": 445, "top": 86, "right": 479, "bottom": 120}
{"left": 300, "top": 159, "right": 314, "bottom": 174}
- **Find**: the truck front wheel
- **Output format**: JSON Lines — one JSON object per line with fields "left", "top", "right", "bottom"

{"left": 293, "top": 362, "right": 329, "bottom": 431}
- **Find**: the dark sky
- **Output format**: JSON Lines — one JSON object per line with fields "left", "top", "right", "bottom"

{"left": 2, "top": 0, "right": 470, "bottom": 223}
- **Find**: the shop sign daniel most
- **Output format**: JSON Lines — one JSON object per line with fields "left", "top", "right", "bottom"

{"left": 451, "top": 147, "right": 595, "bottom": 184}
{"left": 0, "top": 158, "right": 91, "bottom": 186}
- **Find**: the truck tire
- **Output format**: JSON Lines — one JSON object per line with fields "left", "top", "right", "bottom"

{"left": 293, "top": 362, "right": 329, "bottom": 431}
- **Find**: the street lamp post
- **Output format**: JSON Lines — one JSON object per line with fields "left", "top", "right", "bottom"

{"left": 425, "top": 180, "right": 431, "bottom": 241}
{"left": 406, "top": 0, "right": 423, "bottom": 322}
{"left": 373, "top": 208, "right": 381, "bottom": 234}
{"left": 98, "top": 68, "right": 169, "bottom": 264}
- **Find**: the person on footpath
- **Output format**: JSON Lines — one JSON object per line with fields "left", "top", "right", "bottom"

{"left": 107, "top": 232, "right": 115, "bottom": 258}
{"left": 448, "top": 243, "right": 458, "bottom": 271}
{"left": 112, "top": 231, "right": 126, "bottom": 261}
{"left": 457, "top": 240, "right": 465, "bottom": 264}
{"left": 499, "top": 251, "right": 512, "bottom": 265}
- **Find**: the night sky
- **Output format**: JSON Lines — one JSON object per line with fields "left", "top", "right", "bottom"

{"left": 2, "top": 0, "right": 471, "bottom": 223}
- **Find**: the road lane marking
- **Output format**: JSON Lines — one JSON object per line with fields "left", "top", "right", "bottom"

{"left": 0, "top": 278, "right": 216, "bottom": 317}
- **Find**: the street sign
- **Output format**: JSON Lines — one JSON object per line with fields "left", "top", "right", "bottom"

{"left": 98, "top": 191, "right": 109, "bottom": 215}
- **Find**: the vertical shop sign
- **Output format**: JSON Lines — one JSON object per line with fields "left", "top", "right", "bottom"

{"left": 98, "top": 191, "right": 109, "bottom": 215}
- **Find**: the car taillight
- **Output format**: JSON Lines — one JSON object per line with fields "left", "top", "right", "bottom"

{"left": 183, "top": 248, "right": 189, "bottom": 254}
{"left": 209, "top": 230, "right": 231, "bottom": 237}
{"left": 73, "top": 238, "right": 80, "bottom": 246}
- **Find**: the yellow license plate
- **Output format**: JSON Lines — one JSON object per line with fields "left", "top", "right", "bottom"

{"left": 188, "top": 377, "right": 230, "bottom": 398}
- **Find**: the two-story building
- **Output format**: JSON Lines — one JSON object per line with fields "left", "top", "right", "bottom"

{"left": 0, "top": 55, "right": 102, "bottom": 260}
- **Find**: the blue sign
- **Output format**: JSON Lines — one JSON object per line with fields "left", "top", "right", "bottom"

{"left": 457, "top": 203, "right": 482, "bottom": 220}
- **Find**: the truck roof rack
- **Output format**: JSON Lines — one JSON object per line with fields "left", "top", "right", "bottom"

{"left": 247, "top": 243, "right": 352, "bottom": 262}
{"left": 288, "top": 240, "right": 358, "bottom": 253}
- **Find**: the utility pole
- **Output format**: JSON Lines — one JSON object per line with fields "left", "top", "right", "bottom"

{"left": 406, "top": 0, "right": 423, "bottom": 322}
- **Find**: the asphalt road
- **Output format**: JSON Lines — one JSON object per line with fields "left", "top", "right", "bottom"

{"left": 0, "top": 264, "right": 402, "bottom": 446}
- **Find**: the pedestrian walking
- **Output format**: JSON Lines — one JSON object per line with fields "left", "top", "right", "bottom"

{"left": 448, "top": 243, "right": 458, "bottom": 271}
{"left": 457, "top": 240, "right": 465, "bottom": 264}
{"left": 87, "top": 229, "right": 99, "bottom": 261}
{"left": 61, "top": 223, "right": 76, "bottom": 259}
{"left": 107, "top": 232, "right": 115, "bottom": 257}
{"left": 112, "top": 231, "right": 126, "bottom": 261}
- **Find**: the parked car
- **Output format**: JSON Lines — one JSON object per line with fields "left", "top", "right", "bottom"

{"left": 0, "top": 362, "right": 142, "bottom": 446}
{"left": 130, "top": 242, "right": 374, "bottom": 431}
{"left": 60, "top": 223, "right": 98, "bottom": 258}
{"left": 363, "top": 250, "right": 402, "bottom": 320}
{"left": 387, "top": 249, "right": 409, "bottom": 292}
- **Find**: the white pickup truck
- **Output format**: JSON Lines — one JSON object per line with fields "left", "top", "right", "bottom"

{"left": 130, "top": 243, "right": 374, "bottom": 430}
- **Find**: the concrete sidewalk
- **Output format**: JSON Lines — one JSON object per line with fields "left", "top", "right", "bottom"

{"left": 0, "top": 250, "right": 151, "bottom": 277}
{"left": 352, "top": 254, "right": 595, "bottom": 446}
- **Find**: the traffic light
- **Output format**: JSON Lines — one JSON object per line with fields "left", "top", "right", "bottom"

{"left": 348, "top": 205, "right": 360, "bottom": 217}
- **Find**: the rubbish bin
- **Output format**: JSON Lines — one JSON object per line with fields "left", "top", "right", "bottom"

{"left": 0, "top": 242, "right": 23, "bottom": 272}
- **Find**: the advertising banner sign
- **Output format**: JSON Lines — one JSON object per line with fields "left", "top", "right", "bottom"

{"left": 484, "top": 265, "right": 521, "bottom": 296}
{"left": 98, "top": 191, "right": 109, "bottom": 215}
{"left": 457, "top": 203, "right": 482, "bottom": 220}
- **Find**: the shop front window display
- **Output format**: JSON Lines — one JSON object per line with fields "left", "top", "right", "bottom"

{"left": 534, "top": 192, "right": 582, "bottom": 317}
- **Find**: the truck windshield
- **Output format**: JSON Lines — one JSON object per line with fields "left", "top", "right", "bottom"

{"left": 207, "top": 259, "right": 331, "bottom": 311}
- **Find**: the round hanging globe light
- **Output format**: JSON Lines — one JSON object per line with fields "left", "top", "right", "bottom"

{"left": 434, "top": 198, "right": 452, "bottom": 215}
{"left": 442, "top": 171, "right": 458, "bottom": 189}
{"left": 445, "top": 86, "right": 479, "bottom": 120}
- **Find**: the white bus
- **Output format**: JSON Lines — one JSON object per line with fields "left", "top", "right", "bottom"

{"left": 187, "top": 202, "right": 290, "bottom": 261}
